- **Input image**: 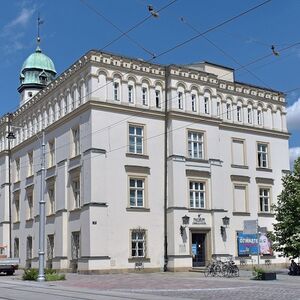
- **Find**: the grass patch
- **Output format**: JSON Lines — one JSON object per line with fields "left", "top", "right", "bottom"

{"left": 23, "top": 268, "right": 65, "bottom": 281}
{"left": 45, "top": 273, "right": 65, "bottom": 281}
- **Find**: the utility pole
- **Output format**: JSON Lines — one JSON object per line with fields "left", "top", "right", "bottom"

{"left": 7, "top": 114, "right": 12, "bottom": 258}
{"left": 37, "top": 129, "right": 46, "bottom": 282}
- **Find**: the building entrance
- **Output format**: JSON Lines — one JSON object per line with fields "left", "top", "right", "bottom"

{"left": 192, "top": 233, "right": 206, "bottom": 267}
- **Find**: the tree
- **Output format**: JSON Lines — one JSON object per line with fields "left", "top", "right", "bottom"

{"left": 270, "top": 157, "right": 300, "bottom": 258}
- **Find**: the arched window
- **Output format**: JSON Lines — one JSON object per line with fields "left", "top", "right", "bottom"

{"left": 203, "top": 90, "right": 211, "bottom": 114}
{"left": 247, "top": 106, "right": 253, "bottom": 124}
{"left": 177, "top": 85, "right": 185, "bottom": 110}
{"left": 191, "top": 89, "right": 198, "bottom": 112}
{"left": 113, "top": 76, "right": 121, "bottom": 101}
{"left": 226, "top": 101, "right": 232, "bottom": 120}
{"left": 141, "top": 81, "right": 149, "bottom": 106}
{"left": 257, "top": 106, "right": 263, "bottom": 126}
{"left": 155, "top": 83, "right": 163, "bottom": 108}
{"left": 236, "top": 101, "right": 243, "bottom": 122}
{"left": 128, "top": 78, "right": 136, "bottom": 104}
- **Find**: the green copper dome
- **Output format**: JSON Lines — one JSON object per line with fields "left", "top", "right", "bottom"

{"left": 21, "top": 46, "right": 56, "bottom": 73}
{"left": 19, "top": 45, "right": 56, "bottom": 90}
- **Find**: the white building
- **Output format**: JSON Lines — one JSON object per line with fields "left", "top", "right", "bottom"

{"left": 0, "top": 43, "right": 290, "bottom": 273}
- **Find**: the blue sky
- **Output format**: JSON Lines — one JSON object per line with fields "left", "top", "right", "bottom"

{"left": 0, "top": 0, "right": 299, "bottom": 165}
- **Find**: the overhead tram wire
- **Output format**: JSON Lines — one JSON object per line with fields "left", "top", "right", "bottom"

{"left": 100, "top": 0, "right": 179, "bottom": 54}
{"left": 7, "top": 102, "right": 244, "bottom": 174}
{"left": 1, "top": 0, "right": 270, "bottom": 118}
{"left": 6, "top": 0, "right": 274, "bottom": 161}
{"left": 80, "top": 0, "right": 155, "bottom": 58}
{"left": 153, "top": 0, "right": 272, "bottom": 61}
{"left": 180, "top": 16, "right": 271, "bottom": 89}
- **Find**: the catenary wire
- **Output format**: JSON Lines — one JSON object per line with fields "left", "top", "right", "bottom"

{"left": 80, "top": 0, "right": 155, "bottom": 58}
{"left": 179, "top": 16, "right": 271, "bottom": 89}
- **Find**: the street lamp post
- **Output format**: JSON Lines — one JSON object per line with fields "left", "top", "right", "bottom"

{"left": 7, "top": 125, "right": 46, "bottom": 282}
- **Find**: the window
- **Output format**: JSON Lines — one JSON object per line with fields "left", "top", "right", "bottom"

{"left": 142, "top": 87, "right": 148, "bottom": 105}
{"left": 216, "top": 102, "right": 220, "bottom": 116}
{"left": 129, "top": 125, "right": 144, "bottom": 154}
{"left": 247, "top": 108, "right": 252, "bottom": 124}
{"left": 113, "top": 82, "right": 119, "bottom": 101}
{"left": 204, "top": 97, "right": 209, "bottom": 114}
{"left": 178, "top": 92, "right": 183, "bottom": 109}
{"left": 28, "top": 151, "right": 33, "bottom": 177}
{"left": 257, "top": 143, "right": 268, "bottom": 168}
{"left": 128, "top": 85, "right": 134, "bottom": 103}
{"left": 257, "top": 110, "right": 263, "bottom": 125}
{"left": 71, "top": 231, "right": 80, "bottom": 259}
{"left": 15, "top": 158, "right": 20, "bottom": 182}
{"left": 237, "top": 106, "right": 242, "bottom": 122}
{"left": 155, "top": 90, "right": 161, "bottom": 108}
{"left": 26, "top": 236, "right": 33, "bottom": 260}
{"left": 72, "top": 177, "right": 81, "bottom": 209}
{"left": 191, "top": 94, "right": 196, "bottom": 112}
{"left": 26, "top": 189, "right": 33, "bottom": 220}
{"left": 226, "top": 103, "right": 231, "bottom": 120}
{"left": 14, "top": 238, "right": 19, "bottom": 258}
{"left": 72, "top": 127, "right": 80, "bottom": 157}
{"left": 189, "top": 181, "right": 205, "bottom": 208}
{"left": 129, "top": 178, "right": 145, "bottom": 207}
{"left": 48, "top": 182, "right": 55, "bottom": 215}
{"left": 232, "top": 139, "right": 246, "bottom": 166}
{"left": 188, "top": 131, "right": 204, "bottom": 159}
{"left": 48, "top": 140, "right": 55, "bottom": 167}
{"left": 47, "top": 235, "right": 54, "bottom": 260}
{"left": 233, "top": 185, "right": 247, "bottom": 212}
{"left": 259, "top": 188, "right": 270, "bottom": 212}
{"left": 14, "top": 192, "right": 20, "bottom": 222}
{"left": 131, "top": 230, "right": 146, "bottom": 258}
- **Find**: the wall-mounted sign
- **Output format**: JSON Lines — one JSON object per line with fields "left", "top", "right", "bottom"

{"left": 192, "top": 214, "right": 206, "bottom": 225}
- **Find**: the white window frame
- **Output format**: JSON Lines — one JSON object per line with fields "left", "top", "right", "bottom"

{"left": 28, "top": 151, "right": 33, "bottom": 177}
{"left": 189, "top": 181, "right": 206, "bottom": 209}
{"left": 237, "top": 106, "right": 242, "bottom": 122}
{"left": 48, "top": 140, "right": 55, "bottom": 168}
{"left": 14, "top": 192, "right": 20, "bottom": 222}
{"left": 128, "top": 124, "right": 144, "bottom": 154}
{"left": 47, "top": 182, "right": 55, "bottom": 215}
{"left": 188, "top": 131, "right": 204, "bottom": 159}
{"left": 226, "top": 103, "right": 231, "bottom": 120}
{"left": 72, "top": 176, "right": 81, "bottom": 209}
{"left": 113, "top": 81, "right": 119, "bottom": 101}
{"left": 131, "top": 229, "right": 146, "bottom": 258}
{"left": 26, "top": 189, "right": 33, "bottom": 220}
{"left": 204, "top": 97, "right": 209, "bottom": 114}
{"left": 191, "top": 94, "right": 196, "bottom": 112}
{"left": 259, "top": 187, "right": 271, "bottom": 212}
{"left": 128, "top": 84, "right": 134, "bottom": 103}
{"left": 178, "top": 91, "right": 183, "bottom": 109}
{"left": 155, "top": 90, "right": 161, "bottom": 108}
{"left": 129, "top": 178, "right": 145, "bottom": 208}
{"left": 257, "top": 109, "right": 263, "bottom": 125}
{"left": 72, "top": 127, "right": 80, "bottom": 157}
{"left": 247, "top": 108, "right": 253, "bottom": 124}
{"left": 15, "top": 158, "right": 20, "bottom": 182}
{"left": 142, "top": 87, "right": 148, "bottom": 106}
{"left": 257, "top": 143, "right": 269, "bottom": 168}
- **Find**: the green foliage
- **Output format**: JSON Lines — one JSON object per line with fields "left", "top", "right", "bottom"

{"left": 22, "top": 268, "right": 38, "bottom": 281}
{"left": 45, "top": 273, "right": 65, "bottom": 281}
{"left": 22, "top": 268, "right": 65, "bottom": 281}
{"left": 271, "top": 157, "right": 300, "bottom": 258}
{"left": 252, "top": 267, "right": 265, "bottom": 280}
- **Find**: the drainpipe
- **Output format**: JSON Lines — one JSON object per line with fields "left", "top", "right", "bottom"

{"left": 163, "top": 66, "right": 169, "bottom": 272}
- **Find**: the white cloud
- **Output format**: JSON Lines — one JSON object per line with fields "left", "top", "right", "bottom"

{"left": 287, "top": 98, "right": 300, "bottom": 131}
{"left": 0, "top": 6, "right": 36, "bottom": 54}
{"left": 289, "top": 147, "right": 300, "bottom": 170}
{"left": 4, "top": 8, "right": 35, "bottom": 31}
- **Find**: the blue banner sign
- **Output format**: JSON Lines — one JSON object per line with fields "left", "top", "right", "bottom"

{"left": 237, "top": 233, "right": 258, "bottom": 256}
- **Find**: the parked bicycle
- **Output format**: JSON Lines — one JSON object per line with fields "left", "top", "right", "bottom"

{"left": 204, "top": 258, "right": 239, "bottom": 277}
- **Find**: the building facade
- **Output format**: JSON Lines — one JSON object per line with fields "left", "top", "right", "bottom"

{"left": 0, "top": 46, "right": 290, "bottom": 272}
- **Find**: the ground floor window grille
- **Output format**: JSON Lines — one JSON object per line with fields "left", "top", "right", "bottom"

{"left": 14, "top": 238, "right": 19, "bottom": 258}
{"left": 71, "top": 231, "right": 80, "bottom": 260}
{"left": 47, "top": 234, "right": 54, "bottom": 260}
{"left": 131, "top": 229, "right": 146, "bottom": 258}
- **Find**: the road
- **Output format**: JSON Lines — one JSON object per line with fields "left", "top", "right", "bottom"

{"left": 0, "top": 270, "right": 299, "bottom": 299}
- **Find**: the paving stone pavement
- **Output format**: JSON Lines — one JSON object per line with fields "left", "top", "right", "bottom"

{"left": 1, "top": 269, "right": 299, "bottom": 300}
